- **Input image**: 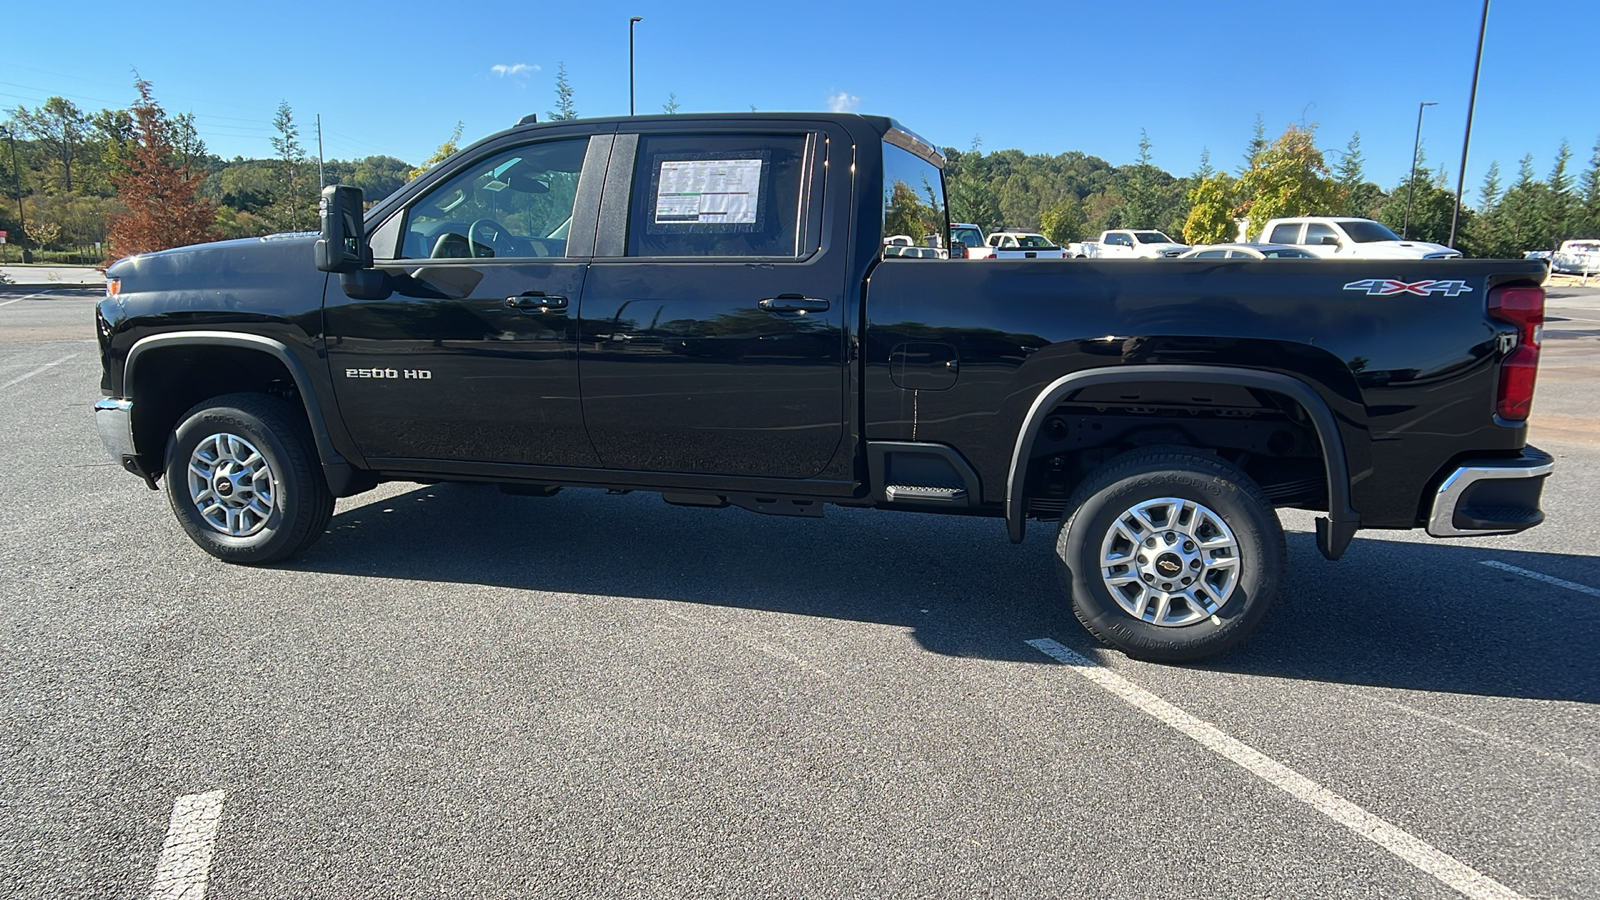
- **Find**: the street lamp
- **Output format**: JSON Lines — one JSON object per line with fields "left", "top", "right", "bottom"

{"left": 629, "top": 16, "right": 643, "bottom": 116}
{"left": 1449, "top": 0, "right": 1491, "bottom": 250}
{"left": 1403, "top": 101, "right": 1438, "bottom": 239}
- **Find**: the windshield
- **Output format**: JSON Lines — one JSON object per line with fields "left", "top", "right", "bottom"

{"left": 1260, "top": 247, "right": 1316, "bottom": 258}
{"left": 952, "top": 226, "right": 984, "bottom": 248}
{"left": 1340, "top": 220, "right": 1402, "bottom": 243}
{"left": 1133, "top": 231, "right": 1175, "bottom": 244}
{"left": 1016, "top": 235, "right": 1057, "bottom": 249}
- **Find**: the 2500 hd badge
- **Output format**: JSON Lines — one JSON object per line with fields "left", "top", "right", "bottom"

{"left": 345, "top": 368, "right": 432, "bottom": 380}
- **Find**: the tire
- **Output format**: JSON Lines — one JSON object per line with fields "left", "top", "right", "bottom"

{"left": 163, "top": 393, "right": 334, "bottom": 564}
{"left": 1055, "top": 447, "right": 1286, "bottom": 663}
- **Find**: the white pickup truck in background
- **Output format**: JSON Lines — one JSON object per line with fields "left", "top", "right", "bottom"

{"left": 984, "top": 232, "right": 1067, "bottom": 259}
{"left": 951, "top": 222, "right": 992, "bottom": 259}
{"left": 1072, "top": 229, "right": 1191, "bottom": 259}
{"left": 1258, "top": 217, "right": 1462, "bottom": 259}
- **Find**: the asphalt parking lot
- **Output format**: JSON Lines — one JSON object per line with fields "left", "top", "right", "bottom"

{"left": 2, "top": 286, "right": 1596, "bottom": 899}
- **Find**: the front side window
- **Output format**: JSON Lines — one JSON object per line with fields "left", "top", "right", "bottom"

{"left": 627, "top": 133, "right": 809, "bottom": 258}
{"left": 1304, "top": 223, "right": 1339, "bottom": 245}
{"left": 1109, "top": 234, "right": 1132, "bottom": 247}
{"left": 1339, "top": 220, "right": 1402, "bottom": 243}
{"left": 400, "top": 138, "right": 588, "bottom": 260}
{"left": 1132, "top": 231, "right": 1174, "bottom": 244}
{"left": 882, "top": 143, "right": 947, "bottom": 260}
{"left": 1194, "top": 249, "right": 1228, "bottom": 258}
{"left": 1260, "top": 248, "right": 1317, "bottom": 258}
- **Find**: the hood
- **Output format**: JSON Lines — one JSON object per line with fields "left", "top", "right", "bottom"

{"left": 1357, "top": 240, "right": 1461, "bottom": 259}
{"left": 104, "top": 233, "right": 325, "bottom": 322}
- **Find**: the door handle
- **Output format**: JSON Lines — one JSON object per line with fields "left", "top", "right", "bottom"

{"left": 506, "top": 291, "right": 568, "bottom": 312}
{"left": 759, "top": 295, "right": 830, "bottom": 313}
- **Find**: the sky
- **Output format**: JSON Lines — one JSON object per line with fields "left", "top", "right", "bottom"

{"left": 4, "top": 0, "right": 1597, "bottom": 202}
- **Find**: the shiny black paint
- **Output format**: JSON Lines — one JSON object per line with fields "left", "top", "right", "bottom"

{"left": 97, "top": 112, "right": 1547, "bottom": 537}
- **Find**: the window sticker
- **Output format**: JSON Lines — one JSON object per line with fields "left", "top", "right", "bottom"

{"left": 654, "top": 158, "right": 763, "bottom": 225}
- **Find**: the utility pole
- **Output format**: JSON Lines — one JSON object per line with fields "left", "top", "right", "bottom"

{"left": 630, "top": 16, "right": 643, "bottom": 116}
{"left": 1450, "top": 0, "right": 1490, "bottom": 250}
{"left": 6, "top": 125, "right": 29, "bottom": 264}
{"left": 316, "top": 114, "right": 326, "bottom": 189}
{"left": 1403, "top": 101, "right": 1437, "bottom": 239}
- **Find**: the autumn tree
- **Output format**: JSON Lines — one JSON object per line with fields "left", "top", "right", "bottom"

{"left": 107, "top": 79, "right": 218, "bottom": 258}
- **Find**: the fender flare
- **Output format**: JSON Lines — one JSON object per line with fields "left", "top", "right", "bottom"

{"left": 1004, "top": 364, "right": 1361, "bottom": 560}
{"left": 124, "top": 331, "right": 358, "bottom": 492}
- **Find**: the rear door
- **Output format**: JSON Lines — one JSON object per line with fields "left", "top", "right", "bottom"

{"left": 577, "top": 125, "right": 845, "bottom": 478}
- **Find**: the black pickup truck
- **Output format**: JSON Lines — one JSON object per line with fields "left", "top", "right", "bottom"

{"left": 94, "top": 113, "right": 1552, "bottom": 661}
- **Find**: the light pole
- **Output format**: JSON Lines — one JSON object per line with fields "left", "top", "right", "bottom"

{"left": 1403, "top": 101, "right": 1438, "bottom": 239}
{"left": 1450, "top": 0, "right": 1490, "bottom": 250}
{"left": 629, "top": 16, "right": 643, "bottom": 116}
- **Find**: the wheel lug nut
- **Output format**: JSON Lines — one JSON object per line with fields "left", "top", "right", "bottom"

{"left": 1190, "top": 560, "right": 1201, "bottom": 569}
{"left": 1183, "top": 541, "right": 1195, "bottom": 552}
{"left": 1165, "top": 532, "right": 1176, "bottom": 543}
{"left": 1142, "top": 573, "right": 1154, "bottom": 583}
{"left": 1181, "top": 576, "right": 1192, "bottom": 584}
{"left": 1145, "top": 538, "right": 1156, "bottom": 548}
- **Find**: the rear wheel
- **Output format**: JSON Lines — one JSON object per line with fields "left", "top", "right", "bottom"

{"left": 1055, "top": 447, "right": 1286, "bottom": 662}
{"left": 164, "top": 393, "right": 333, "bottom": 564}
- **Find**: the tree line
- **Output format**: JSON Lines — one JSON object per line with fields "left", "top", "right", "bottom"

{"left": 4, "top": 71, "right": 1596, "bottom": 262}
{"left": 945, "top": 118, "right": 1600, "bottom": 256}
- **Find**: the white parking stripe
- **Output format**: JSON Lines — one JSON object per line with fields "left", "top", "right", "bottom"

{"left": 147, "top": 790, "right": 226, "bottom": 900}
{"left": 1025, "top": 638, "right": 1528, "bottom": 900}
{"left": 1479, "top": 560, "right": 1600, "bottom": 598}
{"left": 0, "top": 352, "right": 79, "bottom": 391}
{"left": 0, "top": 290, "right": 62, "bottom": 308}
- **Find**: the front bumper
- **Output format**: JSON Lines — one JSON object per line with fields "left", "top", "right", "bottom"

{"left": 94, "top": 397, "right": 152, "bottom": 482}
{"left": 1426, "top": 447, "right": 1554, "bottom": 537}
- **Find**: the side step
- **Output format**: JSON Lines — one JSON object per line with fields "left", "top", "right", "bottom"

{"left": 884, "top": 484, "right": 967, "bottom": 504}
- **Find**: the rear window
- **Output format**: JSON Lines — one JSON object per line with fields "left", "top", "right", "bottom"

{"left": 1016, "top": 235, "right": 1057, "bottom": 249}
{"left": 952, "top": 225, "right": 984, "bottom": 248}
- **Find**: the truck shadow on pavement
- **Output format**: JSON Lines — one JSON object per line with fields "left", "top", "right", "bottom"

{"left": 283, "top": 483, "right": 1600, "bottom": 704}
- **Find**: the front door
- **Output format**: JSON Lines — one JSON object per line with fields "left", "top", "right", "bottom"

{"left": 577, "top": 129, "right": 846, "bottom": 479}
{"left": 325, "top": 135, "right": 601, "bottom": 467}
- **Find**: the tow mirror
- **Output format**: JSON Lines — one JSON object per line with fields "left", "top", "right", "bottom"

{"left": 1320, "top": 235, "right": 1341, "bottom": 246}
{"left": 315, "top": 184, "right": 371, "bottom": 273}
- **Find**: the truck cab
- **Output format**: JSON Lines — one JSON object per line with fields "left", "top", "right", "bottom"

{"left": 1093, "top": 229, "right": 1190, "bottom": 259}
{"left": 1258, "top": 217, "right": 1462, "bottom": 259}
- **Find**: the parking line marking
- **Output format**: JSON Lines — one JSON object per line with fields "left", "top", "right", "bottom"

{"left": 0, "top": 352, "right": 79, "bottom": 391}
{"left": 147, "top": 790, "right": 226, "bottom": 900}
{"left": 0, "top": 290, "right": 63, "bottom": 308}
{"left": 1479, "top": 560, "right": 1600, "bottom": 598}
{"left": 1372, "top": 696, "right": 1597, "bottom": 776}
{"left": 1025, "top": 638, "right": 1528, "bottom": 900}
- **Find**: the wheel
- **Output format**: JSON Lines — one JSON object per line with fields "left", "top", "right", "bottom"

{"left": 1055, "top": 447, "right": 1286, "bottom": 662}
{"left": 163, "top": 393, "right": 334, "bottom": 564}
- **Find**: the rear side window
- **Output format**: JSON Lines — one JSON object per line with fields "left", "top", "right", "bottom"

{"left": 627, "top": 134, "right": 808, "bottom": 257}
{"left": 882, "top": 143, "right": 947, "bottom": 260}
{"left": 1268, "top": 223, "right": 1302, "bottom": 244}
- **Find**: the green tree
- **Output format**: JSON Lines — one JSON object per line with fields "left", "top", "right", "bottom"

{"left": 1039, "top": 197, "right": 1087, "bottom": 245}
{"left": 13, "top": 97, "right": 90, "bottom": 193}
{"left": 1477, "top": 160, "right": 1502, "bottom": 213}
{"left": 549, "top": 63, "right": 578, "bottom": 121}
{"left": 1182, "top": 173, "right": 1237, "bottom": 245}
{"left": 1237, "top": 124, "right": 1340, "bottom": 238}
{"left": 663, "top": 93, "right": 680, "bottom": 114}
{"left": 1121, "top": 130, "right": 1162, "bottom": 228}
{"left": 1195, "top": 148, "right": 1214, "bottom": 181}
{"left": 1579, "top": 137, "right": 1600, "bottom": 237}
{"left": 407, "top": 121, "right": 463, "bottom": 181}
{"left": 1239, "top": 114, "right": 1267, "bottom": 176}
{"left": 268, "top": 101, "right": 314, "bottom": 232}
{"left": 1546, "top": 140, "right": 1576, "bottom": 244}
{"left": 1492, "top": 155, "right": 1550, "bottom": 253}
{"left": 1376, "top": 148, "right": 1459, "bottom": 246}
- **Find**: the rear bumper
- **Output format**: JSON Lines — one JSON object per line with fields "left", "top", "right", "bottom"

{"left": 1426, "top": 447, "right": 1553, "bottom": 537}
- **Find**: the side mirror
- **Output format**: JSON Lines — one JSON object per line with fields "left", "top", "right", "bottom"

{"left": 315, "top": 184, "right": 371, "bottom": 273}
{"left": 1320, "top": 235, "right": 1341, "bottom": 246}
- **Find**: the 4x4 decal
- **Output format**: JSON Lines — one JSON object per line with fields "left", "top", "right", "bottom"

{"left": 1343, "top": 278, "right": 1473, "bottom": 297}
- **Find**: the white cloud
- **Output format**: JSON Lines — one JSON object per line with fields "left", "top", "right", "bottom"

{"left": 826, "top": 91, "right": 861, "bottom": 113}
{"left": 491, "top": 63, "right": 540, "bottom": 78}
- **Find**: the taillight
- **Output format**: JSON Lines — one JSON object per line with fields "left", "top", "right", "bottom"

{"left": 1488, "top": 285, "right": 1543, "bottom": 421}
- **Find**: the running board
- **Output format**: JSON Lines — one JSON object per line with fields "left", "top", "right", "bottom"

{"left": 884, "top": 484, "right": 967, "bottom": 504}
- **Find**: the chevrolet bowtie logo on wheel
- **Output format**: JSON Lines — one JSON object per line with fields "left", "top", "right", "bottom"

{"left": 1343, "top": 278, "right": 1474, "bottom": 297}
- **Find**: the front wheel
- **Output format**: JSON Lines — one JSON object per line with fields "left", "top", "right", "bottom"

{"left": 1055, "top": 447, "right": 1286, "bottom": 662}
{"left": 164, "top": 393, "right": 334, "bottom": 564}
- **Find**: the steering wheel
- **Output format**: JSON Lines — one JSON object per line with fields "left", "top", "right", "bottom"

{"left": 467, "top": 218, "right": 510, "bottom": 258}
